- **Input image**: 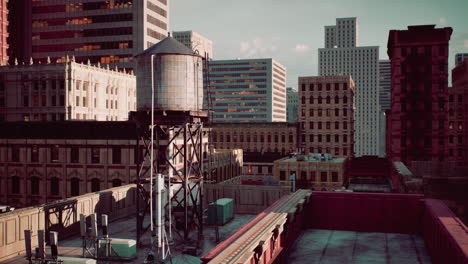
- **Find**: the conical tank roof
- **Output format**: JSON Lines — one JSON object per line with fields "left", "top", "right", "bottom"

{"left": 135, "top": 36, "right": 200, "bottom": 57}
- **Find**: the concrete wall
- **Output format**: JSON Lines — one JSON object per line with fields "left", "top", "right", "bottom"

{"left": 0, "top": 184, "right": 136, "bottom": 262}
{"left": 204, "top": 176, "right": 290, "bottom": 214}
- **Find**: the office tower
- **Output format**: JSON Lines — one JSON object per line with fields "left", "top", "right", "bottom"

{"left": 455, "top": 53, "right": 468, "bottom": 66}
{"left": 207, "top": 58, "right": 286, "bottom": 122}
{"left": 0, "top": 0, "right": 7, "bottom": 65}
{"left": 11, "top": 0, "right": 169, "bottom": 69}
{"left": 318, "top": 17, "right": 381, "bottom": 157}
{"left": 286, "top": 87, "right": 298, "bottom": 123}
{"left": 0, "top": 60, "right": 136, "bottom": 122}
{"left": 379, "top": 60, "right": 391, "bottom": 111}
{"left": 298, "top": 76, "right": 355, "bottom": 157}
{"left": 448, "top": 59, "right": 468, "bottom": 164}
{"left": 173, "top": 30, "right": 213, "bottom": 59}
{"left": 387, "top": 25, "right": 452, "bottom": 164}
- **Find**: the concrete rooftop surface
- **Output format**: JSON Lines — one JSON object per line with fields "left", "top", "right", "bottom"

{"left": 287, "top": 229, "right": 432, "bottom": 264}
{"left": 3, "top": 214, "right": 256, "bottom": 264}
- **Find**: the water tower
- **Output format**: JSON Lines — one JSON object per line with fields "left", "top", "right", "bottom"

{"left": 131, "top": 36, "right": 208, "bottom": 253}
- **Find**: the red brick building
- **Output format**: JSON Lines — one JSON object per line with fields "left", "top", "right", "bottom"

{"left": 387, "top": 25, "right": 452, "bottom": 165}
{"left": 448, "top": 58, "right": 468, "bottom": 164}
{"left": 0, "top": 0, "right": 8, "bottom": 65}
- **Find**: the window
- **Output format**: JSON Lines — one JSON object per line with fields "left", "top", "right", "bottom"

{"left": 301, "top": 84, "right": 306, "bottom": 91}
{"left": 91, "top": 147, "right": 100, "bottom": 163}
{"left": 31, "top": 177, "right": 39, "bottom": 195}
{"left": 31, "top": 145, "right": 39, "bottom": 162}
{"left": 309, "top": 122, "right": 314, "bottom": 129}
{"left": 112, "top": 179, "right": 122, "bottom": 187}
{"left": 301, "top": 96, "right": 306, "bottom": 104}
{"left": 50, "top": 177, "right": 59, "bottom": 196}
{"left": 334, "top": 83, "right": 339, "bottom": 91}
{"left": 334, "top": 96, "right": 339, "bottom": 104}
{"left": 23, "top": 96, "right": 29, "bottom": 107}
{"left": 326, "top": 83, "right": 331, "bottom": 91}
{"left": 343, "top": 135, "right": 348, "bottom": 143}
{"left": 12, "top": 146, "right": 20, "bottom": 162}
{"left": 91, "top": 178, "right": 100, "bottom": 192}
{"left": 326, "top": 122, "right": 330, "bottom": 129}
{"left": 59, "top": 95, "right": 65, "bottom": 106}
{"left": 289, "top": 134, "right": 293, "bottom": 142}
{"left": 51, "top": 145, "right": 59, "bottom": 163}
{"left": 112, "top": 146, "right": 121, "bottom": 164}
{"left": 318, "top": 122, "right": 322, "bottom": 129}
{"left": 326, "top": 96, "right": 331, "bottom": 104}
{"left": 335, "top": 135, "right": 339, "bottom": 142}
{"left": 332, "top": 172, "right": 338, "bottom": 182}
{"left": 300, "top": 171, "right": 307, "bottom": 180}
{"left": 326, "top": 135, "right": 331, "bottom": 142}
{"left": 320, "top": 172, "right": 327, "bottom": 182}
{"left": 309, "top": 84, "right": 314, "bottom": 91}
{"left": 71, "top": 178, "right": 80, "bottom": 196}
{"left": 309, "top": 109, "right": 314, "bottom": 117}
{"left": 76, "top": 96, "right": 79, "bottom": 106}
{"left": 71, "top": 146, "right": 79, "bottom": 163}
{"left": 309, "top": 134, "right": 314, "bottom": 142}
{"left": 318, "top": 135, "right": 322, "bottom": 142}
{"left": 335, "top": 122, "right": 339, "bottom": 129}
{"left": 318, "top": 83, "right": 322, "bottom": 91}
{"left": 310, "top": 171, "right": 316, "bottom": 182}
{"left": 309, "top": 96, "right": 313, "bottom": 104}
{"left": 343, "top": 83, "right": 348, "bottom": 90}
{"left": 11, "top": 176, "right": 20, "bottom": 194}
{"left": 280, "top": 171, "right": 286, "bottom": 181}
{"left": 318, "top": 96, "right": 322, "bottom": 104}
{"left": 343, "top": 96, "right": 348, "bottom": 104}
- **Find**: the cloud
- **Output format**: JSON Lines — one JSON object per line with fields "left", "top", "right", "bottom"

{"left": 439, "top": 17, "right": 448, "bottom": 26}
{"left": 239, "top": 38, "right": 279, "bottom": 58}
{"left": 293, "top": 44, "right": 311, "bottom": 53}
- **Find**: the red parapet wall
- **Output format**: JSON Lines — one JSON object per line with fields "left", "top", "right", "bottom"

{"left": 307, "top": 192, "right": 425, "bottom": 234}
{"left": 423, "top": 199, "right": 468, "bottom": 264}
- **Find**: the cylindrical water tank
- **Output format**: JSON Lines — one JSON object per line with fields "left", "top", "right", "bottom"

{"left": 136, "top": 36, "right": 204, "bottom": 112}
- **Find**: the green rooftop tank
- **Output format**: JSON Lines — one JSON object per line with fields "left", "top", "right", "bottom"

{"left": 208, "top": 198, "right": 234, "bottom": 225}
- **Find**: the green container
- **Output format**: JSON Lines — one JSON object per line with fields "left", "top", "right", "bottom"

{"left": 208, "top": 198, "right": 234, "bottom": 225}
{"left": 98, "top": 238, "right": 137, "bottom": 259}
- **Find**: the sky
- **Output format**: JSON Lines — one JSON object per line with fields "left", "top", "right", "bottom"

{"left": 170, "top": 0, "right": 468, "bottom": 88}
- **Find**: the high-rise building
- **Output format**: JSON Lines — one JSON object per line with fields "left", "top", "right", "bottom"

{"left": 0, "top": 0, "right": 8, "bottom": 65}
{"left": 448, "top": 58, "right": 468, "bottom": 164}
{"left": 207, "top": 58, "right": 286, "bottom": 122}
{"left": 318, "top": 17, "right": 381, "bottom": 157}
{"left": 387, "top": 25, "right": 452, "bottom": 164}
{"left": 172, "top": 30, "right": 213, "bottom": 59}
{"left": 455, "top": 53, "right": 468, "bottom": 66}
{"left": 10, "top": 0, "right": 169, "bottom": 68}
{"left": 6, "top": 0, "right": 31, "bottom": 65}
{"left": 298, "top": 76, "right": 355, "bottom": 157}
{"left": 286, "top": 87, "right": 298, "bottom": 123}
{"left": 379, "top": 60, "right": 391, "bottom": 111}
{"left": 0, "top": 60, "right": 136, "bottom": 122}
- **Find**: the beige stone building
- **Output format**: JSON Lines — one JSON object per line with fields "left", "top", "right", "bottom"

{"left": 273, "top": 153, "right": 346, "bottom": 191}
{"left": 210, "top": 122, "right": 297, "bottom": 154}
{"left": 0, "top": 122, "right": 242, "bottom": 208}
{"left": 298, "top": 75, "right": 355, "bottom": 157}
{"left": 0, "top": 60, "right": 136, "bottom": 122}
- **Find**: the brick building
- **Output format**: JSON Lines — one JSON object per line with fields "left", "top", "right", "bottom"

{"left": 0, "top": 122, "right": 242, "bottom": 208}
{"left": 298, "top": 75, "right": 355, "bottom": 157}
{"left": 448, "top": 58, "right": 468, "bottom": 164}
{"left": 387, "top": 25, "right": 452, "bottom": 165}
{"left": 0, "top": 60, "right": 136, "bottom": 122}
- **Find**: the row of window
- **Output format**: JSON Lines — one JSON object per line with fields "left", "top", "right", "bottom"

{"left": 300, "top": 82, "right": 348, "bottom": 91}
{"left": 7, "top": 176, "right": 122, "bottom": 196}
{"left": 300, "top": 134, "right": 349, "bottom": 143}
{"left": 7, "top": 145, "right": 124, "bottom": 164}
{"left": 279, "top": 170, "right": 340, "bottom": 182}
{"left": 23, "top": 95, "right": 65, "bottom": 107}
{"left": 301, "top": 108, "right": 349, "bottom": 117}
{"left": 214, "top": 133, "right": 295, "bottom": 143}
{"left": 300, "top": 95, "right": 349, "bottom": 105}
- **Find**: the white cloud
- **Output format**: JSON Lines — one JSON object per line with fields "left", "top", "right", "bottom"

{"left": 293, "top": 44, "right": 311, "bottom": 53}
{"left": 238, "top": 38, "right": 279, "bottom": 58}
{"left": 439, "top": 17, "right": 448, "bottom": 26}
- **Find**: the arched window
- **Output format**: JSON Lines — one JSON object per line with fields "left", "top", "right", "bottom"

{"left": 91, "top": 178, "right": 100, "bottom": 192}
{"left": 11, "top": 176, "right": 20, "bottom": 194}
{"left": 71, "top": 178, "right": 80, "bottom": 196}
{"left": 112, "top": 179, "right": 122, "bottom": 187}
{"left": 301, "top": 96, "right": 306, "bottom": 104}
{"left": 334, "top": 96, "right": 339, "bottom": 104}
{"left": 31, "top": 176, "right": 39, "bottom": 195}
{"left": 50, "top": 177, "right": 59, "bottom": 196}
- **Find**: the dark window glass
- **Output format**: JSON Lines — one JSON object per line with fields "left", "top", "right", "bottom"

{"left": 91, "top": 178, "right": 100, "bottom": 192}
{"left": 51, "top": 145, "right": 59, "bottom": 163}
{"left": 12, "top": 176, "right": 20, "bottom": 194}
{"left": 71, "top": 146, "right": 79, "bottom": 163}
{"left": 12, "top": 146, "right": 20, "bottom": 162}
{"left": 71, "top": 178, "right": 80, "bottom": 196}
{"left": 31, "top": 177, "right": 39, "bottom": 195}
{"left": 91, "top": 147, "right": 100, "bottom": 163}
{"left": 112, "top": 179, "right": 122, "bottom": 187}
{"left": 31, "top": 145, "right": 39, "bottom": 162}
{"left": 50, "top": 177, "right": 59, "bottom": 196}
{"left": 112, "top": 146, "right": 121, "bottom": 164}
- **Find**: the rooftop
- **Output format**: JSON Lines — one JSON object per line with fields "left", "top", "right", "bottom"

{"left": 281, "top": 153, "right": 345, "bottom": 163}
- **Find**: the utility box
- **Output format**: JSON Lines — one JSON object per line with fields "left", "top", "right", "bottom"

{"left": 98, "top": 238, "right": 137, "bottom": 259}
{"left": 208, "top": 198, "right": 234, "bottom": 225}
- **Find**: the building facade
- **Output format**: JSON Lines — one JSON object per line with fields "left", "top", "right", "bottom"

{"left": 207, "top": 58, "right": 287, "bottom": 122}
{"left": 210, "top": 122, "right": 297, "bottom": 155}
{"left": 286, "top": 87, "right": 298, "bottom": 123}
{"left": 448, "top": 59, "right": 468, "bottom": 164}
{"left": 172, "top": 30, "right": 213, "bottom": 59}
{"left": 10, "top": 0, "right": 169, "bottom": 69}
{"left": 0, "top": 60, "right": 136, "bottom": 122}
{"left": 387, "top": 25, "right": 452, "bottom": 164}
{"left": 298, "top": 76, "right": 355, "bottom": 158}
{"left": 319, "top": 17, "right": 381, "bottom": 157}
{"left": 379, "top": 60, "right": 391, "bottom": 111}
{"left": 455, "top": 53, "right": 468, "bottom": 66}
{"left": 0, "top": 122, "right": 242, "bottom": 208}
{"left": 273, "top": 153, "right": 346, "bottom": 191}
{"left": 0, "top": 0, "right": 7, "bottom": 65}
